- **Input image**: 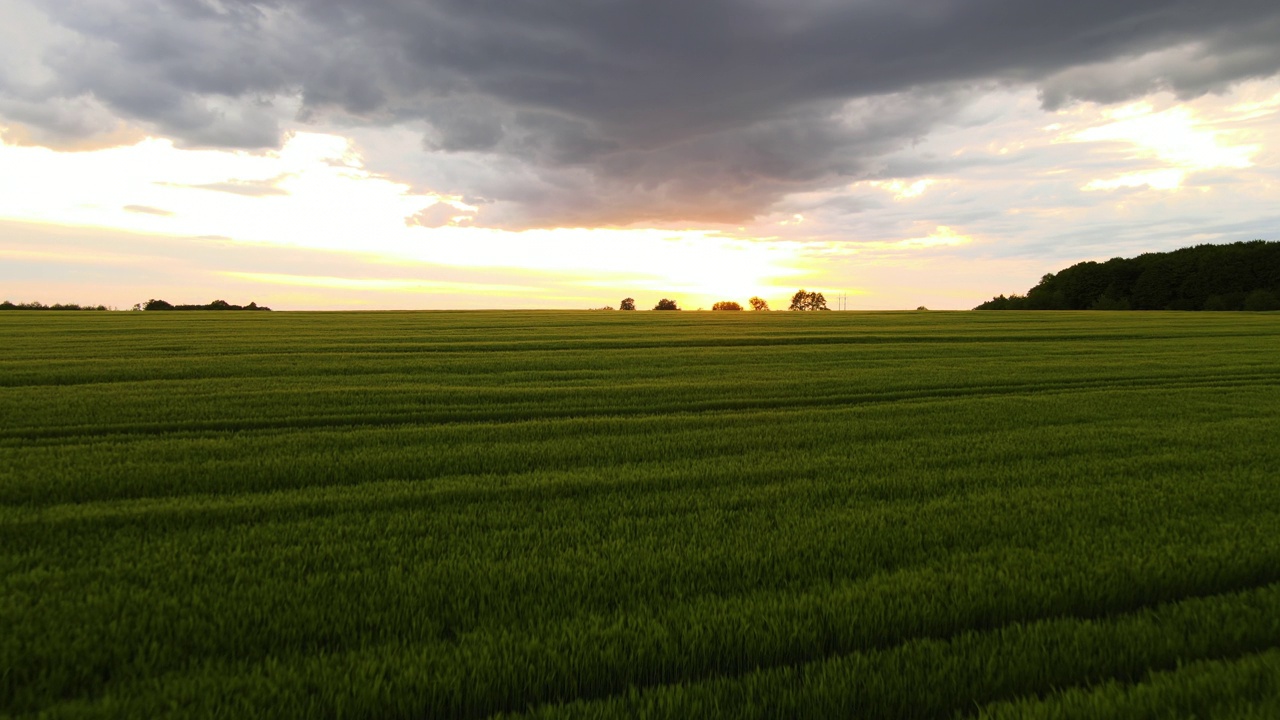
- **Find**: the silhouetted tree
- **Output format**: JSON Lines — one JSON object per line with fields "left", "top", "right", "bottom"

{"left": 139, "top": 298, "right": 271, "bottom": 311}
{"left": 749, "top": 296, "right": 769, "bottom": 311}
{"left": 712, "top": 301, "right": 743, "bottom": 311}
{"left": 975, "top": 240, "right": 1280, "bottom": 311}
{"left": 788, "top": 289, "right": 829, "bottom": 311}
{"left": 0, "top": 301, "right": 108, "bottom": 311}
{"left": 619, "top": 297, "right": 636, "bottom": 311}
{"left": 653, "top": 298, "right": 680, "bottom": 311}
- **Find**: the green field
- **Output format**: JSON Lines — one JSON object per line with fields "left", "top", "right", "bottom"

{"left": 3, "top": 310, "right": 1279, "bottom": 718}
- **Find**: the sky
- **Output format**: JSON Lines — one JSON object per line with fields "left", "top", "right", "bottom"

{"left": 2, "top": 1, "right": 1279, "bottom": 310}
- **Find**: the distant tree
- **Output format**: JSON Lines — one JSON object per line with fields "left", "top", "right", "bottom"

{"left": 143, "top": 299, "right": 174, "bottom": 311}
{"left": 788, "top": 289, "right": 829, "bottom": 311}
{"left": 749, "top": 296, "right": 769, "bottom": 311}
{"left": 976, "top": 294, "right": 1007, "bottom": 310}
{"left": 1203, "top": 295, "right": 1230, "bottom": 311}
{"left": 712, "top": 301, "right": 743, "bottom": 311}
{"left": 916, "top": 306, "right": 928, "bottom": 311}
{"left": 653, "top": 298, "right": 680, "bottom": 311}
{"left": 619, "top": 297, "right": 636, "bottom": 311}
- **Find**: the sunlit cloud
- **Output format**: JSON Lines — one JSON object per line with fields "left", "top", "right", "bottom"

{"left": 1068, "top": 103, "right": 1259, "bottom": 191}
{"left": 824, "top": 225, "right": 975, "bottom": 252}
{"left": 1228, "top": 92, "right": 1280, "bottom": 119}
{"left": 892, "top": 225, "right": 973, "bottom": 249}
{"left": 0, "top": 132, "right": 418, "bottom": 239}
{"left": 221, "top": 271, "right": 540, "bottom": 295}
{"left": 866, "top": 179, "right": 939, "bottom": 200}
{"left": 163, "top": 178, "right": 291, "bottom": 197}
{"left": 123, "top": 204, "right": 175, "bottom": 217}
{"left": 1082, "top": 170, "right": 1185, "bottom": 192}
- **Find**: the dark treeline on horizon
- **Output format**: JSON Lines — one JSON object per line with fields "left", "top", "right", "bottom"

{"left": 1, "top": 301, "right": 110, "bottom": 311}
{"left": 139, "top": 299, "right": 272, "bottom": 311}
{"left": 977, "top": 240, "right": 1280, "bottom": 311}
{"left": 2, "top": 299, "right": 274, "bottom": 311}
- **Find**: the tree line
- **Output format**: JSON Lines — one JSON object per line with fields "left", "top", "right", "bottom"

{"left": 976, "top": 240, "right": 1280, "bottom": 311}
{"left": 1, "top": 301, "right": 110, "bottom": 311}
{"left": 136, "top": 299, "right": 272, "bottom": 311}
{"left": 609, "top": 290, "right": 831, "bottom": 311}
{"left": 2, "top": 299, "right": 275, "bottom": 311}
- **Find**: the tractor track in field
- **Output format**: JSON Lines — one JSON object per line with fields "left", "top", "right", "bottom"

{"left": 3, "top": 368, "right": 1278, "bottom": 443}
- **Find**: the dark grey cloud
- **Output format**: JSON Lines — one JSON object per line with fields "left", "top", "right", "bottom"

{"left": 6, "top": 0, "right": 1280, "bottom": 226}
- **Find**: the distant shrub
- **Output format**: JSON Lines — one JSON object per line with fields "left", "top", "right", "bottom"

{"left": 1203, "top": 295, "right": 1229, "bottom": 311}
{"left": 1089, "top": 296, "right": 1130, "bottom": 311}
{"left": 749, "top": 296, "right": 769, "bottom": 311}
{"left": 712, "top": 301, "right": 742, "bottom": 311}
{"left": 1243, "top": 289, "right": 1280, "bottom": 311}
{"left": 653, "top": 298, "right": 680, "bottom": 311}
{"left": 619, "top": 298, "right": 636, "bottom": 311}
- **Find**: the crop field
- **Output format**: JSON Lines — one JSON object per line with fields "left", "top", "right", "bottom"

{"left": 2, "top": 309, "right": 1280, "bottom": 718}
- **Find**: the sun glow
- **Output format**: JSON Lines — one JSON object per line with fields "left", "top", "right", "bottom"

{"left": 0, "top": 131, "right": 816, "bottom": 308}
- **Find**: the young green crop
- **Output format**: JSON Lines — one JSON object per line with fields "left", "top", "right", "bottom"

{"left": 1, "top": 310, "right": 1278, "bottom": 718}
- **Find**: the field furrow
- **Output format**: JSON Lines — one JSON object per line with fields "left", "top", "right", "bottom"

{"left": 1, "top": 310, "right": 1277, "bottom": 718}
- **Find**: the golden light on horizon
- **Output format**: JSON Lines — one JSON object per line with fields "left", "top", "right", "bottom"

{"left": 0, "top": 131, "right": 833, "bottom": 308}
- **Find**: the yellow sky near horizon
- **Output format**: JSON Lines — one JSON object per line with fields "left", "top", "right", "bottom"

{"left": 2, "top": 82, "right": 1277, "bottom": 310}
{"left": 0, "top": 130, "right": 830, "bottom": 308}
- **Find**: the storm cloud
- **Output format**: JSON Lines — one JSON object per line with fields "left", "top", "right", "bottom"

{"left": 5, "top": 0, "right": 1280, "bottom": 227}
